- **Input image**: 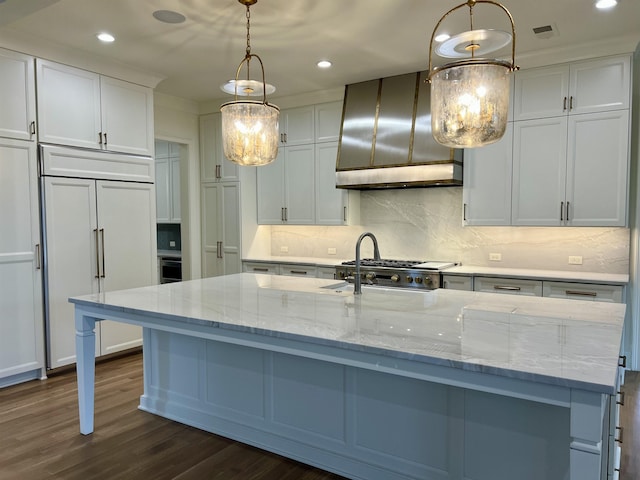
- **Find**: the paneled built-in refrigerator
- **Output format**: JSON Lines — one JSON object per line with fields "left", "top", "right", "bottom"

{"left": 39, "top": 144, "right": 156, "bottom": 369}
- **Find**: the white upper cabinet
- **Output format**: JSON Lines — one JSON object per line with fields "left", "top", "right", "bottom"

{"left": 514, "top": 55, "right": 630, "bottom": 121}
{"left": 257, "top": 145, "right": 315, "bottom": 224}
{"left": 100, "top": 76, "right": 154, "bottom": 156}
{"left": 512, "top": 117, "right": 568, "bottom": 225}
{"left": 279, "top": 105, "right": 315, "bottom": 146}
{"left": 155, "top": 140, "right": 181, "bottom": 224}
{"left": 0, "top": 48, "right": 36, "bottom": 141}
{"left": 314, "top": 101, "right": 343, "bottom": 143}
{"left": 258, "top": 101, "right": 354, "bottom": 225}
{"left": 200, "top": 113, "right": 239, "bottom": 182}
{"left": 463, "top": 123, "right": 513, "bottom": 226}
{"left": 36, "top": 59, "right": 153, "bottom": 155}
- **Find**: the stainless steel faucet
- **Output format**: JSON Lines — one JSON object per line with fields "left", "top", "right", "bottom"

{"left": 354, "top": 232, "right": 381, "bottom": 295}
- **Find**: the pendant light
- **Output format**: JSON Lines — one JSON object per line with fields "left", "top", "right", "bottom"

{"left": 220, "top": 0, "right": 280, "bottom": 166}
{"left": 427, "top": 0, "right": 519, "bottom": 148}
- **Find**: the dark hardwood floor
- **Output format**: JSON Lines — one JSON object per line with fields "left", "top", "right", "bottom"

{"left": 0, "top": 352, "right": 638, "bottom": 480}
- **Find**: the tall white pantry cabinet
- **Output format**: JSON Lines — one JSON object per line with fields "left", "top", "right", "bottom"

{"left": 0, "top": 49, "right": 44, "bottom": 386}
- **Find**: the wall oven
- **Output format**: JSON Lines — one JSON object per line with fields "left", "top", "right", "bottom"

{"left": 159, "top": 256, "right": 182, "bottom": 284}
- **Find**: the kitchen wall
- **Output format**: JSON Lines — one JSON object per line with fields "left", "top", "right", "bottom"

{"left": 271, "top": 187, "right": 630, "bottom": 274}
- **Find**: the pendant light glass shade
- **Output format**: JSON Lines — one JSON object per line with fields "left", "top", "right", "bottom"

{"left": 431, "top": 60, "right": 511, "bottom": 148}
{"left": 427, "top": 0, "right": 518, "bottom": 148}
{"left": 220, "top": 100, "right": 279, "bottom": 166}
{"left": 220, "top": 0, "right": 279, "bottom": 166}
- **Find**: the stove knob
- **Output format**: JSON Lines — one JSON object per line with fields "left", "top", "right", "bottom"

{"left": 406, "top": 276, "right": 413, "bottom": 283}
{"left": 391, "top": 274, "right": 400, "bottom": 283}
{"left": 424, "top": 276, "right": 433, "bottom": 284}
{"left": 415, "top": 276, "right": 423, "bottom": 284}
{"left": 365, "top": 272, "right": 376, "bottom": 281}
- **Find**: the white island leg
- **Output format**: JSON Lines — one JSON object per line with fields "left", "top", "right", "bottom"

{"left": 75, "top": 309, "right": 96, "bottom": 435}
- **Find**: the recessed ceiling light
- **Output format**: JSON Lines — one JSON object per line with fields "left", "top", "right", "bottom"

{"left": 97, "top": 33, "right": 115, "bottom": 43}
{"left": 317, "top": 60, "right": 332, "bottom": 68}
{"left": 153, "top": 10, "right": 186, "bottom": 24}
{"left": 595, "top": 0, "right": 617, "bottom": 9}
{"left": 434, "top": 33, "right": 451, "bottom": 43}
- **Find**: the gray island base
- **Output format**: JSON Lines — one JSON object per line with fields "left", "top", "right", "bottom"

{"left": 71, "top": 273, "right": 625, "bottom": 480}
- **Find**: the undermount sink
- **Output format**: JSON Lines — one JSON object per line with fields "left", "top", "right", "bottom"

{"left": 321, "top": 282, "right": 354, "bottom": 292}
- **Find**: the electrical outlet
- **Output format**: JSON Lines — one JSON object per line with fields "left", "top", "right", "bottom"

{"left": 328, "top": 247, "right": 337, "bottom": 255}
{"left": 568, "top": 255, "right": 583, "bottom": 265}
{"left": 169, "top": 240, "right": 176, "bottom": 247}
{"left": 280, "top": 246, "right": 289, "bottom": 253}
{"left": 489, "top": 253, "right": 502, "bottom": 261}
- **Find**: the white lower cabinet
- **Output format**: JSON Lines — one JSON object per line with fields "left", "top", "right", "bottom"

{"left": 442, "top": 275, "right": 473, "bottom": 291}
{"left": 474, "top": 276, "right": 543, "bottom": 296}
{"left": 201, "top": 182, "right": 241, "bottom": 278}
{"left": 43, "top": 177, "right": 156, "bottom": 368}
{"left": 542, "top": 281, "right": 623, "bottom": 303}
{"left": 0, "top": 139, "right": 44, "bottom": 385}
{"left": 243, "top": 262, "right": 280, "bottom": 275}
{"left": 243, "top": 261, "right": 337, "bottom": 279}
{"left": 279, "top": 264, "right": 317, "bottom": 277}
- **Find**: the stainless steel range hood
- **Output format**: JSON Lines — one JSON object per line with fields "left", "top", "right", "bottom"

{"left": 336, "top": 71, "right": 463, "bottom": 189}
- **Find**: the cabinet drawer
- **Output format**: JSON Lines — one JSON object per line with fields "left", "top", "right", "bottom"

{"left": 442, "top": 275, "right": 473, "bottom": 291}
{"left": 316, "top": 267, "right": 337, "bottom": 280}
{"left": 243, "top": 262, "right": 279, "bottom": 275}
{"left": 279, "top": 264, "right": 317, "bottom": 277}
{"left": 542, "top": 281, "right": 623, "bottom": 303}
{"left": 474, "top": 276, "right": 542, "bottom": 296}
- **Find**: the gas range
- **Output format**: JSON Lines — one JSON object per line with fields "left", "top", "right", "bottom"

{"left": 335, "top": 259, "right": 457, "bottom": 290}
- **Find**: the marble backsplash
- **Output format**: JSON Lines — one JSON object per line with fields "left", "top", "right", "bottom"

{"left": 271, "top": 187, "right": 630, "bottom": 274}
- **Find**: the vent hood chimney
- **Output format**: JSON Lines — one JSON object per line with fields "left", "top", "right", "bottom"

{"left": 336, "top": 71, "right": 463, "bottom": 189}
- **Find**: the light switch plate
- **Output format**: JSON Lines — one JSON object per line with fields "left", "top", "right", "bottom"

{"left": 280, "top": 246, "right": 289, "bottom": 253}
{"left": 328, "top": 247, "right": 337, "bottom": 255}
{"left": 169, "top": 240, "right": 176, "bottom": 247}
{"left": 489, "top": 253, "right": 502, "bottom": 261}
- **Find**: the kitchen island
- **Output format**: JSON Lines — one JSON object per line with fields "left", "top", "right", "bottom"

{"left": 70, "top": 273, "right": 626, "bottom": 480}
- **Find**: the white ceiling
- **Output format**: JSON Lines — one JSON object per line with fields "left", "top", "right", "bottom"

{"left": 0, "top": 0, "right": 639, "bottom": 104}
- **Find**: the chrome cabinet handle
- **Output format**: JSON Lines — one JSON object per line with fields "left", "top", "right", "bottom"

{"left": 569, "top": 96, "right": 573, "bottom": 110}
{"left": 30, "top": 121, "right": 36, "bottom": 136}
{"left": 94, "top": 228, "right": 100, "bottom": 278}
{"left": 215, "top": 164, "right": 221, "bottom": 179}
{"left": 35, "top": 244, "right": 41, "bottom": 270}
{"left": 252, "top": 267, "right": 269, "bottom": 272}
{"left": 493, "top": 285, "right": 521, "bottom": 291}
{"left": 563, "top": 97, "right": 567, "bottom": 111}
{"left": 216, "top": 241, "right": 223, "bottom": 259}
{"left": 566, "top": 201, "right": 570, "bottom": 222}
{"left": 463, "top": 203, "right": 467, "bottom": 222}
{"left": 281, "top": 207, "right": 285, "bottom": 221}
{"left": 100, "top": 228, "right": 105, "bottom": 278}
{"left": 104, "top": 132, "right": 108, "bottom": 146}
{"left": 343, "top": 206, "right": 347, "bottom": 222}
{"left": 284, "top": 133, "right": 287, "bottom": 143}
{"left": 565, "top": 290, "right": 597, "bottom": 297}
{"left": 283, "top": 207, "right": 288, "bottom": 222}
{"left": 560, "top": 201, "right": 564, "bottom": 221}
{"left": 98, "top": 132, "right": 103, "bottom": 145}
{"left": 289, "top": 270, "right": 307, "bottom": 275}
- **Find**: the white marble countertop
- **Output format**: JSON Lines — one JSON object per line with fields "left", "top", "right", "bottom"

{"left": 70, "top": 273, "right": 625, "bottom": 394}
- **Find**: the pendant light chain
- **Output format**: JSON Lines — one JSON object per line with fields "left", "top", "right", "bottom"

{"left": 245, "top": 4, "right": 251, "bottom": 58}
